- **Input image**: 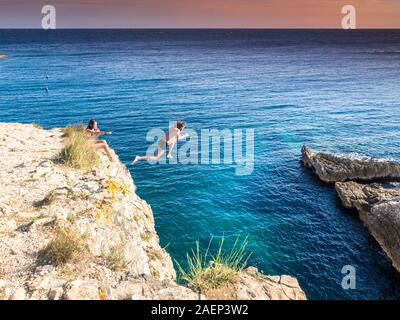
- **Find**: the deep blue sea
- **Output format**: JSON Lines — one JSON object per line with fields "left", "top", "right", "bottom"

{"left": 1, "top": 29, "right": 400, "bottom": 300}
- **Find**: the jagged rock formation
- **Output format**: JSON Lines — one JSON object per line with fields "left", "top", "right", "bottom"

{"left": 336, "top": 182, "right": 400, "bottom": 271}
{"left": 0, "top": 123, "right": 306, "bottom": 300}
{"left": 302, "top": 146, "right": 400, "bottom": 272}
{"left": 301, "top": 146, "right": 400, "bottom": 183}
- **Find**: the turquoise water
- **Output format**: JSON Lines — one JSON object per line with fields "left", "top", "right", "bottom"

{"left": 1, "top": 29, "right": 400, "bottom": 299}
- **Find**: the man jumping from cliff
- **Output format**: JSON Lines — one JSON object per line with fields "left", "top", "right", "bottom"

{"left": 132, "top": 121, "right": 188, "bottom": 164}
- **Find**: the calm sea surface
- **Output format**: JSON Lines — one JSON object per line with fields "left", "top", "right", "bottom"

{"left": 1, "top": 29, "right": 400, "bottom": 299}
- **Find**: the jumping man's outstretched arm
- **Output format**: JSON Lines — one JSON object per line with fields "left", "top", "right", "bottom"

{"left": 177, "top": 131, "right": 189, "bottom": 140}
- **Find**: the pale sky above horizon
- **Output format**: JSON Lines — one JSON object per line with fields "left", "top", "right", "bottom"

{"left": 0, "top": 0, "right": 399, "bottom": 28}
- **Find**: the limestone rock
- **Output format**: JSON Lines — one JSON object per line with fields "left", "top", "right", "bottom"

{"left": 336, "top": 181, "right": 400, "bottom": 271}
{"left": 10, "top": 287, "right": 27, "bottom": 300}
{"left": 64, "top": 280, "right": 100, "bottom": 300}
{"left": 108, "top": 277, "right": 203, "bottom": 300}
{"left": 205, "top": 268, "right": 306, "bottom": 300}
{"left": 302, "top": 146, "right": 400, "bottom": 183}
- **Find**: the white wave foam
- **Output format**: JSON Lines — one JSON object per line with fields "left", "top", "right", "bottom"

{"left": 332, "top": 152, "right": 398, "bottom": 163}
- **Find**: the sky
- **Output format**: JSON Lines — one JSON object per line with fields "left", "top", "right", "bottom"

{"left": 0, "top": 0, "right": 399, "bottom": 28}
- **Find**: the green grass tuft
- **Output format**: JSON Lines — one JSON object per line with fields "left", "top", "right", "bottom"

{"left": 176, "top": 235, "right": 251, "bottom": 292}
{"left": 61, "top": 124, "right": 85, "bottom": 138}
{"left": 32, "top": 123, "right": 43, "bottom": 130}
{"left": 105, "top": 246, "right": 127, "bottom": 271}
{"left": 39, "top": 230, "right": 81, "bottom": 266}
{"left": 60, "top": 126, "right": 99, "bottom": 171}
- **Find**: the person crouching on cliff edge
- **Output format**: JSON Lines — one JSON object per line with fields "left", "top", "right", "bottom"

{"left": 132, "top": 121, "right": 188, "bottom": 164}
{"left": 85, "top": 119, "right": 115, "bottom": 162}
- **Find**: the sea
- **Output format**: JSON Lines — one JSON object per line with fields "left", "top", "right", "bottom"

{"left": 1, "top": 29, "right": 400, "bottom": 299}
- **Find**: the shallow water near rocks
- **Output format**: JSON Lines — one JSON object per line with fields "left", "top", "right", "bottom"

{"left": 1, "top": 29, "right": 400, "bottom": 299}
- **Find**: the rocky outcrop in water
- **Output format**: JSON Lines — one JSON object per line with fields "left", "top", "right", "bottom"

{"left": 302, "top": 145, "right": 400, "bottom": 272}
{"left": 335, "top": 182, "right": 400, "bottom": 272}
{"left": 0, "top": 123, "right": 306, "bottom": 300}
{"left": 301, "top": 146, "right": 400, "bottom": 183}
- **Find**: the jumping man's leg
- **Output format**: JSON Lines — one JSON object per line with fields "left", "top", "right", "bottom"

{"left": 166, "top": 141, "right": 176, "bottom": 158}
{"left": 132, "top": 146, "right": 166, "bottom": 164}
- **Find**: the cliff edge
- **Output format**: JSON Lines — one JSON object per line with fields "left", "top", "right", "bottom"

{"left": 0, "top": 123, "right": 306, "bottom": 300}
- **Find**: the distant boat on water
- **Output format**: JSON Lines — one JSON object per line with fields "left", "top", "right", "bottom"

{"left": 0, "top": 54, "right": 6, "bottom": 59}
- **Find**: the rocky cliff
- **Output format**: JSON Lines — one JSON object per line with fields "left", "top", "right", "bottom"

{"left": 0, "top": 123, "right": 306, "bottom": 300}
{"left": 302, "top": 146, "right": 400, "bottom": 272}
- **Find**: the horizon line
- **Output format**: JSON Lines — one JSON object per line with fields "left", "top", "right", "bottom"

{"left": 1, "top": 27, "right": 399, "bottom": 30}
